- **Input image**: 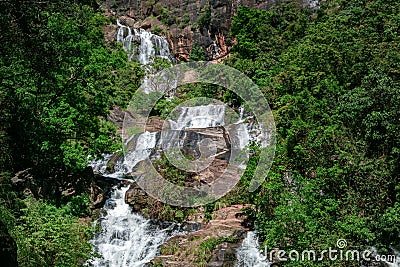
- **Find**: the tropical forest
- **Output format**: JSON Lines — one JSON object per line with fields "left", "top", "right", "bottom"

{"left": 0, "top": 0, "right": 399, "bottom": 266}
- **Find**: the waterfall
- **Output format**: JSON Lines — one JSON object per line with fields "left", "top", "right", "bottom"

{"left": 120, "top": 131, "right": 158, "bottom": 175}
{"left": 169, "top": 104, "right": 226, "bottom": 130}
{"left": 89, "top": 186, "right": 180, "bottom": 267}
{"left": 236, "top": 231, "right": 271, "bottom": 267}
{"left": 89, "top": 132, "right": 157, "bottom": 178}
{"left": 117, "top": 20, "right": 172, "bottom": 64}
{"left": 90, "top": 105, "right": 254, "bottom": 177}
{"left": 228, "top": 122, "right": 250, "bottom": 151}
{"left": 306, "top": 0, "right": 320, "bottom": 9}
{"left": 236, "top": 106, "right": 245, "bottom": 123}
{"left": 90, "top": 154, "right": 114, "bottom": 174}
{"left": 152, "top": 34, "right": 171, "bottom": 61}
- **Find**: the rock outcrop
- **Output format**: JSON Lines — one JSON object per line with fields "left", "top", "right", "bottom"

{"left": 11, "top": 166, "right": 94, "bottom": 200}
{"left": 125, "top": 182, "right": 149, "bottom": 212}
{"left": 151, "top": 204, "right": 252, "bottom": 266}
{"left": 100, "top": 0, "right": 319, "bottom": 61}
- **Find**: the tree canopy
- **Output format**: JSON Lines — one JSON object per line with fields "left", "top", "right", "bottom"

{"left": 229, "top": 1, "right": 400, "bottom": 265}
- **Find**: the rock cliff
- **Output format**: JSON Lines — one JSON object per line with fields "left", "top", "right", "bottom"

{"left": 101, "top": 0, "right": 319, "bottom": 61}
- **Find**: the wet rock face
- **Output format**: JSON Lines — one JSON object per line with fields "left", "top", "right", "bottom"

{"left": 208, "top": 241, "right": 244, "bottom": 267}
{"left": 100, "top": 0, "right": 318, "bottom": 61}
{"left": 125, "top": 182, "right": 149, "bottom": 212}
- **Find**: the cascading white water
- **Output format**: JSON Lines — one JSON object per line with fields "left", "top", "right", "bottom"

{"left": 136, "top": 29, "right": 154, "bottom": 65}
{"left": 236, "top": 231, "right": 271, "bottom": 267}
{"left": 306, "top": 0, "right": 320, "bottom": 9}
{"left": 116, "top": 21, "right": 135, "bottom": 61}
{"left": 236, "top": 106, "right": 245, "bottom": 123}
{"left": 89, "top": 186, "right": 180, "bottom": 267}
{"left": 90, "top": 154, "right": 114, "bottom": 174}
{"left": 169, "top": 105, "right": 226, "bottom": 130}
{"left": 233, "top": 123, "right": 250, "bottom": 150}
{"left": 89, "top": 132, "right": 157, "bottom": 178}
{"left": 116, "top": 20, "right": 172, "bottom": 64}
{"left": 118, "top": 131, "right": 158, "bottom": 176}
{"left": 152, "top": 35, "right": 171, "bottom": 61}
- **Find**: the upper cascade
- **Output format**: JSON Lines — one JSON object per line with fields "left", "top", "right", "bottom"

{"left": 116, "top": 20, "right": 172, "bottom": 64}
{"left": 168, "top": 105, "right": 226, "bottom": 130}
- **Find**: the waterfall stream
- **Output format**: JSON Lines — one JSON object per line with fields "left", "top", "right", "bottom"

{"left": 169, "top": 104, "right": 226, "bottom": 130}
{"left": 90, "top": 104, "right": 252, "bottom": 178}
{"left": 89, "top": 186, "right": 181, "bottom": 267}
{"left": 116, "top": 20, "right": 172, "bottom": 64}
{"left": 86, "top": 65, "right": 265, "bottom": 267}
{"left": 236, "top": 231, "right": 271, "bottom": 267}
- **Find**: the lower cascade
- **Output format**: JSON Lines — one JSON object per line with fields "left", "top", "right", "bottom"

{"left": 88, "top": 104, "right": 261, "bottom": 265}
{"left": 236, "top": 231, "right": 271, "bottom": 267}
{"left": 89, "top": 186, "right": 180, "bottom": 267}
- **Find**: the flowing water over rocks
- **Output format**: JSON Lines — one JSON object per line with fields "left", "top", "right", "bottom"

{"left": 236, "top": 231, "right": 271, "bottom": 267}
{"left": 89, "top": 101, "right": 267, "bottom": 265}
{"left": 89, "top": 186, "right": 183, "bottom": 267}
{"left": 117, "top": 20, "right": 172, "bottom": 64}
{"left": 90, "top": 104, "right": 253, "bottom": 178}
{"left": 88, "top": 104, "right": 250, "bottom": 265}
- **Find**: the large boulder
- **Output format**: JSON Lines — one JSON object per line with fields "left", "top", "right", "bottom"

{"left": 124, "top": 182, "right": 150, "bottom": 212}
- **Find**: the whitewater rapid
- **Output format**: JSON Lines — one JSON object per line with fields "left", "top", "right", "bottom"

{"left": 89, "top": 186, "right": 180, "bottom": 267}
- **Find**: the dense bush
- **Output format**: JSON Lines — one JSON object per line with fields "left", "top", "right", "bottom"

{"left": 229, "top": 1, "right": 400, "bottom": 265}
{"left": 12, "top": 198, "right": 93, "bottom": 267}
{"left": 0, "top": 0, "right": 137, "bottom": 265}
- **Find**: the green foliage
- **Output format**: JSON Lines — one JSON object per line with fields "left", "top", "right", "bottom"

{"left": 0, "top": 1, "right": 145, "bottom": 265}
{"left": 159, "top": 7, "right": 175, "bottom": 26}
{"left": 11, "top": 198, "right": 93, "bottom": 267}
{"left": 0, "top": 171, "right": 94, "bottom": 267}
{"left": 0, "top": 173, "right": 26, "bottom": 219}
{"left": 108, "top": 60, "right": 144, "bottom": 108}
{"left": 0, "top": 0, "right": 137, "bottom": 197}
{"left": 60, "top": 194, "right": 91, "bottom": 217}
{"left": 152, "top": 25, "right": 167, "bottom": 36}
{"left": 152, "top": 259, "right": 164, "bottom": 266}
{"left": 154, "top": 154, "right": 187, "bottom": 186}
{"left": 197, "top": 3, "right": 211, "bottom": 29}
{"left": 181, "top": 13, "right": 191, "bottom": 27}
{"left": 229, "top": 1, "right": 400, "bottom": 265}
{"left": 150, "top": 57, "right": 174, "bottom": 73}
{"left": 190, "top": 45, "right": 206, "bottom": 61}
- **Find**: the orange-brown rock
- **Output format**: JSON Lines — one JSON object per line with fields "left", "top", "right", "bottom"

{"left": 152, "top": 204, "right": 253, "bottom": 266}
{"left": 145, "top": 117, "right": 167, "bottom": 132}
{"left": 101, "top": 0, "right": 317, "bottom": 62}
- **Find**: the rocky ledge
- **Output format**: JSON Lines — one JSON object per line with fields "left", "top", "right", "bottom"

{"left": 151, "top": 204, "right": 252, "bottom": 266}
{"left": 101, "top": 0, "right": 320, "bottom": 62}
